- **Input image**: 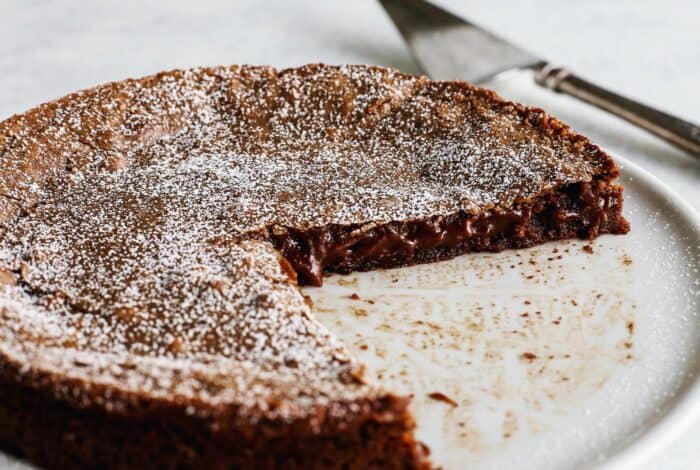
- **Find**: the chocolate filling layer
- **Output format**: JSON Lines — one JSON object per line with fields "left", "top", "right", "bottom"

{"left": 272, "top": 181, "right": 625, "bottom": 286}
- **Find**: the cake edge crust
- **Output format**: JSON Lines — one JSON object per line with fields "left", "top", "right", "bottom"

{"left": 0, "top": 63, "right": 629, "bottom": 469}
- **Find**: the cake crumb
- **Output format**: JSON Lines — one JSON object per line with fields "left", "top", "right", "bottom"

{"left": 520, "top": 352, "right": 537, "bottom": 362}
{"left": 428, "top": 392, "right": 458, "bottom": 407}
{"left": 353, "top": 308, "right": 368, "bottom": 317}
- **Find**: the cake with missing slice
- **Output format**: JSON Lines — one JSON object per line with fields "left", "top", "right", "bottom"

{"left": 0, "top": 64, "right": 628, "bottom": 469}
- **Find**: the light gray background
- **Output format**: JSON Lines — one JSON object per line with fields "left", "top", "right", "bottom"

{"left": 1, "top": 0, "right": 698, "bottom": 468}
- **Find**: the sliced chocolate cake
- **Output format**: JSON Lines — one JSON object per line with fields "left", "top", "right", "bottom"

{"left": 0, "top": 64, "right": 628, "bottom": 469}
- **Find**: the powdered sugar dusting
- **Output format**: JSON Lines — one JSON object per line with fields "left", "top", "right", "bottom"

{"left": 0, "top": 64, "right": 614, "bottom": 420}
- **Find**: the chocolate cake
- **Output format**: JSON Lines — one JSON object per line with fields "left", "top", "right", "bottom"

{"left": 0, "top": 64, "right": 628, "bottom": 469}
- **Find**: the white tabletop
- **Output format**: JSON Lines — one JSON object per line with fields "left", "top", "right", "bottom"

{"left": 1, "top": 1, "right": 698, "bottom": 468}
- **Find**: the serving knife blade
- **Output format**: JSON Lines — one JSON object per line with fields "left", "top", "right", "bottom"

{"left": 379, "top": 0, "right": 541, "bottom": 83}
{"left": 378, "top": 0, "right": 700, "bottom": 159}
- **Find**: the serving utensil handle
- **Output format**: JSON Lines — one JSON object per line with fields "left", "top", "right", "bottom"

{"left": 534, "top": 64, "right": 700, "bottom": 159}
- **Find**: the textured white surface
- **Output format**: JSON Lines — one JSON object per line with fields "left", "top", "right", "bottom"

{"left": 0, "top": 0, "right": 698, "bottom": 468}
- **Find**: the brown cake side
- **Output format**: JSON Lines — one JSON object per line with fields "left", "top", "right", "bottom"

{"left": 0, "top": 372, "right": 425, "bottom": 469}
{"left": 275, "top": 179, "right": 626, "bottom": 286}
{"left": 0, "top": 64, "right": 628, "bottom": 469}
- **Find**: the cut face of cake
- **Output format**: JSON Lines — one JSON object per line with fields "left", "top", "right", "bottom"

{"left": 0, "top": 64, "right": 628, "bottom": 469}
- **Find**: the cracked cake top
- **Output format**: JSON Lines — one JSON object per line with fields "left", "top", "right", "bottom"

{"left": 0, "top": 64, "right": 617, "bottom": 424}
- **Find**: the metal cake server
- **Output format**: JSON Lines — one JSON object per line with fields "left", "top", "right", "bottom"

{"left": 378, "top": 0, "right": 700, "bottom": 159}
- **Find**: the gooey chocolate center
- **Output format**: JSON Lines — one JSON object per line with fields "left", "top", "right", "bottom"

{"left": 272, "top": 181, "right": 616, "bottom": 286}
